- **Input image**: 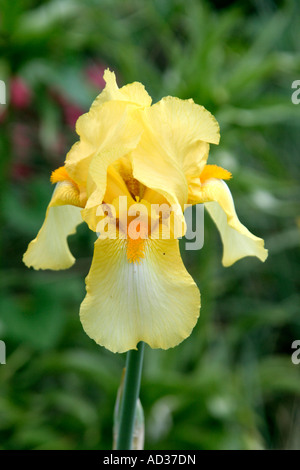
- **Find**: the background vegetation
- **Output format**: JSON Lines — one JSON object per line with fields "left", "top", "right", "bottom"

{"left": 0, "top": 0, "right": 299, "bottom": 450}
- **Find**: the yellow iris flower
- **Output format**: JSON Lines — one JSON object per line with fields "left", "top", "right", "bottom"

{"left": 23, "top": 70, "right": 268, "bottom": 353}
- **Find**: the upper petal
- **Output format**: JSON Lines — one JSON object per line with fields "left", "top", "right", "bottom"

{"left": 64, "top": 68, "right": 151, "bottom": 190}
{"left": 80, "top": 237, "right": 200, "bottom": 353}
{"left": 135, "top": 96, "right": 219, "bottom": 172}
{"left": 131, "top": 96, "right": 219, "bottom": 212}
{"left": 65, "top": 100, "right": 142, "bottom": 207}
{"left": 131, "top": 127, "right": 189, "bottom": 210}
{"left": 91, "top": 69, "right": 152, "bottom": 109}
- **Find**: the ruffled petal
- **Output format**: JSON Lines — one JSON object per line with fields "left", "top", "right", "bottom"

{"left": 23, "top": 183, "right": 83, "bottom": 270}
{"left": 64, "top": 140, "right": 95, "bottom": 187}
{"left": 65, "top": 100, "right": 142, "bottom": 204}
{"left": 65, "top": 70, "right": 151, "bottom": 188}
{"left": 84, "top": 143, "right": 137, "bottom": 210}
{"left": 91, "top": 69, "right": 152, "bottom": 109}
{"left": 80, "top": 237, "right": 200, "bottom": 353}
{"left": 131, "top": 96, "right": 219, "bottom": 214}
{"left": 135, "top": 96, "right": 219, "bottom": 168}
{"left": 192, "top": 178, "right": 267, "bottom": 266}
{"left": 132, "top": 134, "right": 188, "bottom": 211}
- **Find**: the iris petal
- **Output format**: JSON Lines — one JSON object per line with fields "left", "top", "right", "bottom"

{"left": 131, "top": 96, "right": 220, "bottom": 217}
{"left": 23, "top": 182, "right": 83, "bottom": 270}
{"left": 190, "top": 178, "right": 268, "bottom": 266}
{"left": 91, "top": 69, "right": 152, "bottom": 109}
{"left": 65, "top": 101, "right": 142, "bottom": 191}
{"left": 80, "top": 237, "right": 200, "bottom": 353}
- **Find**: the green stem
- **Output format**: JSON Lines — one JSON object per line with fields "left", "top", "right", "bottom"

{"left": 116, "top": 341, "right": 145, "bottom": 450}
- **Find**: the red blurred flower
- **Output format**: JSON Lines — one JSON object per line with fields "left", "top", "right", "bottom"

{"left": 10, "top": 77, "right": 32, "bottom": 109}
{"left": 0, "top": 108, "right": 7, "bottom": 123}
{"left": 63, "top": 101, "right": 84, "bottom": 128}
{"left": 11, "top": 162, "right": 33, "bottom": 180}
{"left": 51, "top": 89, "right": 84, "bottom": 129}
{"left": 85, "top": 63, "right": 106, "bottom": 89}
{"left": 11, "top": 122, "right": 33, "bottom": 160}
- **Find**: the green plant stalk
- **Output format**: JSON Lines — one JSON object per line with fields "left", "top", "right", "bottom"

{"left": 116, "top": 342, "right": 145, "bottom": 450}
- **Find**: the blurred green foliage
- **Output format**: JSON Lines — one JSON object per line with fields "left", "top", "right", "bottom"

{"left": 0, "top": 0, "right": 300, "bottom": 450}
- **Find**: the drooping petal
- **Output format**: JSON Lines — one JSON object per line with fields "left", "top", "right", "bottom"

{"left": 191, "top": 178, "right": 268, "bottom": 266}
{"left": 80, "top": 237, "right": 200, "bottom": 353}
{"left": 23, "top": 183, "right": 83, "bottom": 270}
